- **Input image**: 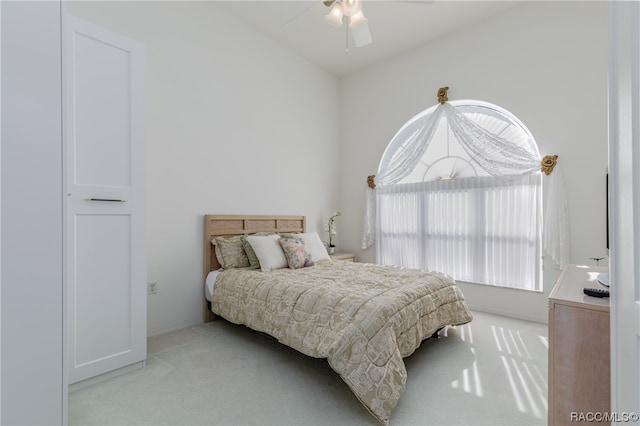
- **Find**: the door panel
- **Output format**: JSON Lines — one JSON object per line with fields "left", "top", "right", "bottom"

{"left": 73, "top": 214, "right": 132, "bottom": 367}
{"left": 65, "top": 15, "right": 145, "bottom": 385}
{"left": 73, "top": 32, "right": 132, "bottom": 187}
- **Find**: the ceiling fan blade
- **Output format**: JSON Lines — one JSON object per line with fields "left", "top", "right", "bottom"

{"left": 350, "top": 22, "right": 372, "bottom": 47}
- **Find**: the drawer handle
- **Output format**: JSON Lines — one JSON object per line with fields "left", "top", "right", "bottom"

{"left": 84, "top": 198, "right": 126, "bottom": 203}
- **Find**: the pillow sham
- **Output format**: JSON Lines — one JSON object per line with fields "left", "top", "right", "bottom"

{"left": 293, "top": 232, "right": 331, "bottom": 262}
{"left": 245, "top": 234, "right": 288, "bottom": 272}
{"left": 213, "top": 236, "right": 250, "bottom": 269}
{"left": 278, "top": 237, "right": 314, "bottom": 269}
{"left": 213, "top": 242, "right": 224, "bottom": 268}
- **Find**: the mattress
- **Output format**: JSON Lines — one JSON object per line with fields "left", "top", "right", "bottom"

{"left": 205, "top": 270, "right": 221, "bottom": 302}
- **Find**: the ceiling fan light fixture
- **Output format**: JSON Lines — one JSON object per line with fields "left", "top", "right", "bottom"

{"left": 341, "top": 0, "right": 361, "bottom": 17}
{"left": 349, "top": 9, "right": 367, "bottom": 27}
{"left": 325, "top": 3, "right": 344, "bottom": 27}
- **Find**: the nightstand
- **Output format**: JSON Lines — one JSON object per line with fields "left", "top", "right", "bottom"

{"left": 330, "top": 253, "right": 356, "bottom": 262}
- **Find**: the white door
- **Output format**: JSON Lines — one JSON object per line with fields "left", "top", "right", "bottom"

{"left": 609, "top": 1, "right": 640, "bottom": 418}
{"left": 65, "top": 15, "right": 146, "bottom": 384}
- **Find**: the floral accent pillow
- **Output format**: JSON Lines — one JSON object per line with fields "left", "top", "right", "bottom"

{"left": 293, "top": 232, "right": 331, "bottom": 262}
{"left": 278, "top": 237, "right": 314, "bottom": 269}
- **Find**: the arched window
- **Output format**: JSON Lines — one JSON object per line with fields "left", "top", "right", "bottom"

{"left": 374, "top": 99, "right": 543, "bottom": 291}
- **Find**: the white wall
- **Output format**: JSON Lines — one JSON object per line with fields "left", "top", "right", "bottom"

{"left": 67, "top": 1, "right": 608, "bottom": 328}
{"left": 1, "top": 1, "right": 65, "bottom": 423}
{"left": 338, "top": 1, "right": 608, "bottom": 323}
{"left": 67, "top": 1, "right": 341, "bottom": 335}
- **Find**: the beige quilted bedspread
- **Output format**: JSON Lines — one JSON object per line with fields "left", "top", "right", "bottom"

{"left": 212, "top": 260, "right": 473, "bottom": 425}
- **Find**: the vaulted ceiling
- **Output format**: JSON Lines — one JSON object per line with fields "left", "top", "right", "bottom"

{"left": 214, "top": 1, "right": 523, "bottom": 77}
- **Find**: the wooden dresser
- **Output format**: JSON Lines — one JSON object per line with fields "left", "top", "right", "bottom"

{"left": 548, "top": 264, "right": 610, "bottom": 425}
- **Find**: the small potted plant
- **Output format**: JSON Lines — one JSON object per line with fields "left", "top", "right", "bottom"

{"left": 326, "top": 211, "right": 342, "bottom": 255}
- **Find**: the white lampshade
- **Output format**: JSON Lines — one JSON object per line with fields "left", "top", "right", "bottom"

{"left": 349, "top": 9, "right": 368, "bottom": 27}
{"left": 341, "top": 0, "right": 361, "bottom": 17}
{"left": 325, "top": 3, "right": 344, "bottom": 27}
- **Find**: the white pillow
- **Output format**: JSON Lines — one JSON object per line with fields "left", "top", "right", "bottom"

{"left": 245, "top": 234, "right": 288, "bottom": 272}
{"left": 294, "top": 232, "right": 330, "bottom": 262}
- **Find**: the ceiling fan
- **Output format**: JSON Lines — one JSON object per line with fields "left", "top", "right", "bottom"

{"left": 282, "top": 0, "right": 433, "bottom": 53}
{"left": 323, "top": 0, "right": 372, "bottom": 48}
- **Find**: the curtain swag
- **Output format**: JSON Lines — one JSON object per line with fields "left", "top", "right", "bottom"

{"left": 368, "top": 154, "right": 559, "bottom": 186}
{"left": 362, "top": 87, "right": 570, "bottom": 268}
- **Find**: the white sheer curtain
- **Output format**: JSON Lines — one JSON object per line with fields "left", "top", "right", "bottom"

{"left": 363, "top": 101, "right": 569, "bottom": 269}
{"left": 377, "top": 174, "right": 542, "bottom": 290}
{"left": 376, "top": 183, "right": 423, "bottom": 268}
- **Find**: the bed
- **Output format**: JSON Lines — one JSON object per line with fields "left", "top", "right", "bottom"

{"left": 203, "top": 214, "right": 473, "bottom": 425}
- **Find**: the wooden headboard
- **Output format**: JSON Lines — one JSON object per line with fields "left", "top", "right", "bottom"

{"left": 202, "top": 214, "right": 306, "bottom": 322}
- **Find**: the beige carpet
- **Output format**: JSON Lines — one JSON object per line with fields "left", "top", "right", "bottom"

{"left": 69, "top": 311, "right": 548, "bottom": 425}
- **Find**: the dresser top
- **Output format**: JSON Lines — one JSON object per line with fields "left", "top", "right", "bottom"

{"left": 549, "top": 264, "right": 610, "bottom": 311}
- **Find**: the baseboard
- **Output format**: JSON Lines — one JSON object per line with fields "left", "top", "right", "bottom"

{"left": 454, "top": 280, "right": 550, "bottom": 325}
{"left": 147, "top": 318, "right": 203, "bottom": 338}
{"left": 68, "top": 360, "right": 145, "bottom": 393}
{"left": 469, "top": 304, "right": 548, "bottom": 325}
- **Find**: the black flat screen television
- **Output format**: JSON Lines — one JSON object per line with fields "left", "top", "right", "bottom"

{"left": 606, "top": 171, "right": 609, "bottom": 252}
